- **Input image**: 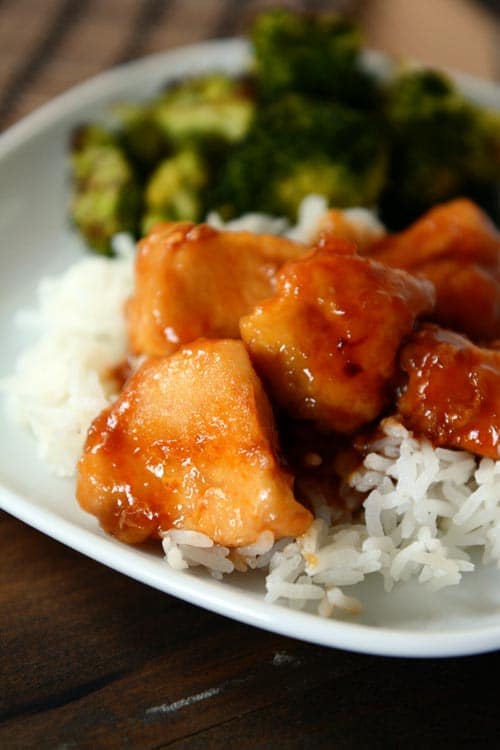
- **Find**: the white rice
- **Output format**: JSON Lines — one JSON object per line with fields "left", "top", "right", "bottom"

{"left": 159, "top": 419, "right": 500, "bottom": 616}
{"left": 4, "top": 197, "right": 498, "bottom": 618}
{"left": 1, "top": 233, "right": 135, "bottom": 475}
{"left": 208, "top": 194, "right": 386, "bottom": 248}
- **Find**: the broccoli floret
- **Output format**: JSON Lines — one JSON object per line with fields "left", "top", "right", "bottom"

{"left": 70, "top": 124, "right": 141, "bottom": 254}
{"left": 113, "top": 102, "right": 169, "bottom": 173}
{"left": 380, "top": 69, "right": 500, "bottom": 227}
{"left": 276, "top": 158, "right": 385, "bottom": 219}
{"left": 70, "top": 123, "right": 116, "bottom": 152}
{"left": 215, "top": 94, "right": 387, "bottom": 220}
{"left": 251, "top": 8, "right": 376, "bottom": 107}
{"left": 142, "top": 148, "right": 208, "bottom": 233}
{"left": 152, "top": 74, "right": 255, "bottom": 148}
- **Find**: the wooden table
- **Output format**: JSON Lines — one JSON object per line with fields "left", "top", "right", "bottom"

{"left": 1, "top": 2, "right": 500, "bottom": 747}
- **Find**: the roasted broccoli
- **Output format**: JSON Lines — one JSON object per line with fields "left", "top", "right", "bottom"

{"left": 142, "top": 148, "right": 208, "bottom": 232}
{"left": 113, "top": 102, "right": 169, "bottom": 173}
{"left": 215, "top": 94, "right": 387, "bottom": 220}
{"left": 250, "top": 8, "right": 376, "bottom": 108}
{"left": 70, "top": 123, "right": 116, "bottom": 164}
{"left": 380, "top": 69, "right": 500, "bottom": 227}
{"left": 70, "top": 124, "right": 141, "bottom": 254}
{"left": 152, "top": 74, "right": 255, "bottom": 148}
{"left": 68, "top": 10, "right": 500, "bottom": 256}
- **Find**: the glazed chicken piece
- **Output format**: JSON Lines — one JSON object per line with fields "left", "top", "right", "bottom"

{"left": 398, "top": 324, "right": 500, "bottom": 458}
{"left": 126, "top": 221, "right": 306, "bottom": 357}
{"left": 415, "top": 260, "right": 500, "bottom": 340}
{"left": 240, "top": 239, "right": 435, "bottom": 434}
{"left": 313, "top": 207, "right": 386, "bottom": 252}
{"left": 367, "top": 199, "right": 500, "bottom": 340}
{"left": 77, "top": 339, "right": 312, "bottom": 546}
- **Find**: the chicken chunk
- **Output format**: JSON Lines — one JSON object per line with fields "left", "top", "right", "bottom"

{"left": 367, "top": 199, "right": 500, "bottom": 340}
{"left": 398, "top": 324, "right": 500, "bottom": 458}
{"left": 126, "top": 221, "right": 306, "bottom": 357}
{"left": 77, "top": 339, "right": 312, "bottom": 546}
{"left": 240, "top": 239, "right": 434, "bottom": 433}
{"left": 415, "top": 259, "right": 500, "bottom": 340}
{"left": 313, "top": 207, "right": 386, "bottom": 252}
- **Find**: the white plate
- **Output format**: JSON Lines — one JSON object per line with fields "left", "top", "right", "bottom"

{"left": 1, "top": 39, "right": 500, "bottom": 659}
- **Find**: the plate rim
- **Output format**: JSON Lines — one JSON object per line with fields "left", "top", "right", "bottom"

{"left": 4, "top": 478, "right": 500, "bottom": 659}
{"left": 1, "top": 38, "right": 499, "bottom": 156}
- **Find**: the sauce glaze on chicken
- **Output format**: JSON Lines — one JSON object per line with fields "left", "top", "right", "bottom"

{"left": 366, "top": 199, "right": 500, "bottom": 341}
{"left": 398, "top": 324, "right": 500, "bottom": 459}
{"left": 126, "top": 221, "right": 306, "bottom": 357}
{"left": 240, "top": 238, "right": 434, "bottom": 433}
{"left": 77, "top": 339, "right": 312, "bottom": 545}
{"left": 77, "top": 199, "right": 500, "bottom": 548}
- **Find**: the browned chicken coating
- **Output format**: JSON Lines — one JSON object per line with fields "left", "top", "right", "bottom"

{"left": 398, "top": 324, "right": 500, "bottom": 459}
{"left": 77, "top": 339, "right": 312, "bottom": 547}
{"left": 126, "top": 221, "right": 306, "bottom": 357}
{"left": 313, "top": 208, "right": 385, "bottom": 252}
{"left": 415, "top": 260, "right": 500, "bottom": 340}
{"left": 367, "top": 199, "right": 500, "bottom": 340}
{"left": 240, "top": 238, "right": 435, "bottom": 434}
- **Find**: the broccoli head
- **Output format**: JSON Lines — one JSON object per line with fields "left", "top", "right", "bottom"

{"left": 215, "top": 94, "right": 387, "bottom": 220}
{"left": 250, "top": 8, "right": 376, "bottom": 107}
{"left": 70, "top": 124, "right": 141, "bottom": 254}
{"left": 113, "top": 102, "right": 169, "bottom": 174}
{"left": 380, "top": 69, "right": 500, "bottom": 227}
{"left": 70, "top": 123, "right": 116, "bottom": 153}
{"left": 152, "top": 74, "right": 255, "bottom": 148}
{"left": 142, "top": 148, "right": 208, "bottom": 233}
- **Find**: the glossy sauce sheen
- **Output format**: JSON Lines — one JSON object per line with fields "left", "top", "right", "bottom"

{"left": 368, "top": 199, "right": 500, "bottom": 340}
{"left": 240, "top": 239, "right": 435, "bottom": 433}
{"left": 314, "top": 208, "right": 384, "bottom": 252}
{"left": 398, "top": 324, "right": 500, "bottom": 458}
{"left": 126, "top": 221, "right": 306, "bottom": 357}
{"left": 77, "top": 339, "right": 312, "bottom": 546}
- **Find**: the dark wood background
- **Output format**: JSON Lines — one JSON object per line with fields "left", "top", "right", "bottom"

{"left": 1, "top": 1, "right": 500, "bottom": 747}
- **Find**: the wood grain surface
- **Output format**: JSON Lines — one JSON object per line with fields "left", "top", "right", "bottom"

{"left": 1, "top": 1, "right": 500, "bottom": 748}
{"left": 3, "top": 508, "right": 500, "bottom": 749}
